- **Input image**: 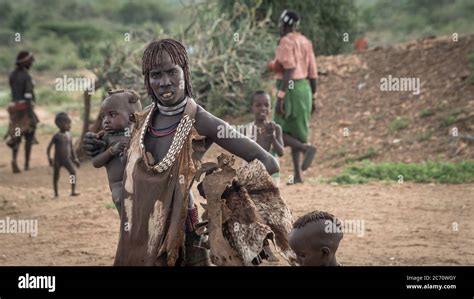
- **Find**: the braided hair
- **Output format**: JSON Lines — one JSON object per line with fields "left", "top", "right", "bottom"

{"left": 292, "top": 210, "right": 340, "bottom": 229}
{"left": 104, "top": 89, "right": 142, "bottom": 114}
{"left": 142, "top": 39, "right": 194, "bottom": 102}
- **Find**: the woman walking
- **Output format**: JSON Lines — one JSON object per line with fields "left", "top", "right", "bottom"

{"left": 269, "top": 10, "right": 318, "bottom": 184}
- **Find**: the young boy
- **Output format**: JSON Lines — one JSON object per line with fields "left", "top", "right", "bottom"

{"left": 245, "top": 90, "right": 284, "bottom": 186}
{"left": 92, "top": 90, "right": 142, "bottom": 212}
{"left": 245, "top": 90, "right": 285, "bottom": 262}
{"left": 47, "top": 112, "right": 80, "bottom": 197}
{"left": 289, "top": 210, "right": 343, "bottom": 266}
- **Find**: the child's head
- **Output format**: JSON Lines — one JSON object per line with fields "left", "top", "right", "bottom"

{"left": 101, "top": 89, "right": 142, "bottom": 133}
{"left": 251, "top": 90, "right": 271, "bottom": 122}
{"left": 289, "top": 210, "right": 343, "bottom": 266}
{"left": 55, "top": 112, "right": 71, "bottom": 131}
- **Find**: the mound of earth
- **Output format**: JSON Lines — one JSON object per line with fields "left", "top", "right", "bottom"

{"left": 312, "top": 33, "right": 474, "bottom": 172}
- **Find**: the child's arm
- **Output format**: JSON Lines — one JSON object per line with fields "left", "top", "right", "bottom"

{"left": 270, "top": 123, "right": 284, "bottom": 157}
{"left": 70, "top": 137, "right": 80, "bottom": 168}
{"left": 92, "top": 141, "right": 126, "bottom": 168}
{"left": 92, "top": 147, "right": 113, "bottom": 168}
{"left": 195, "top": 108, "right": 279, "bottom": 175}
{"left": 46, "top": 134, "right": 56, "bottom": 166}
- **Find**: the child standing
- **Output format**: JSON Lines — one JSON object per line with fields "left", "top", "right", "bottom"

{"left": 244, "top": 90, "right": 284, "bottom": 262}
{"left": 47, "top": 112, "right": 80, "bottom": 197}
{"left": 245, "top": 90, "right": 284, "bottom": 186}
{"left": 92, "top": 90, "right": 142, "bottom": 212}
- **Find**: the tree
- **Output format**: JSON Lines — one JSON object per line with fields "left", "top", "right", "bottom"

{"left": 219, "top": 0, "right": 359, "bottom": 55}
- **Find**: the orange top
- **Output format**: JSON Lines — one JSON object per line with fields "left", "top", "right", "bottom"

{"left": 355, "top": 37, "right": 368, "bottom": 52}
{"left": 273, "top": 32, "right": 318, "bottom": 80}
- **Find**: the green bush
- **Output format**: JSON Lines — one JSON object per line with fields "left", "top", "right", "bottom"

{"left": 441, "top": 108, "right": 464, "bottom": 127}
{"left": 38, "top": 21, "right": 106, "bottom": 42}
{"left": 184, "top": 1, "right": 277, "bottom": 116}
{"left": 0, "top": 50, "right": 15, "bottom": 73}
{"left": 37, "top": 88, "right": 74, "bottom": 106}
{"left": 220, "top": 0, "right": 359, "bottom": 55}
{"left": 117, "top": 1, "right": 174, "bottom": 26}
{"left": 0, "top": 90, "right": 11, "bottom": 108}
{"left": 329, "top": 161, "right": 474, "bottom": 184}
{"left": 8, "top": 9, "right": 30, "bottom": 32}
{"left": 0, "top": 124, "right": 8, "bottom": 138}
{"left": 0, "top": 28, "right": 15, "bottom": 47}
{"left": 358, "top": 0, "right": 474, "bottom": 46}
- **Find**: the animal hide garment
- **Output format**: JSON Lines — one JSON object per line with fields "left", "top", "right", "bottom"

{"left": 197, "top": 153, "right": 295, "bottom": 266}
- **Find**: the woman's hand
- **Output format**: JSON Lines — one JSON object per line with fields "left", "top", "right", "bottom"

{"left": 82, "top": 132, "right": 106, "bottom": 157}
{"left": 276, "top": 97, "right": 285, "bottom": 115}
{"left": 311, "top": 93, "right": 317, "bottom": 114}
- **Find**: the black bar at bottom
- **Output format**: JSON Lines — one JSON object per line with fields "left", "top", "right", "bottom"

{"left": 0, "top": 266, "right": 472, "bottom": 298}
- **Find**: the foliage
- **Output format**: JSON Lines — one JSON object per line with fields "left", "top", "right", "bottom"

{"left": 0, "top": 0, "right": 179, "bottom": 74}
{"left": 182, "top": 0, "right": 277, "bottom": 116}
{"left": 116, "top": 1, "right": 175, "bottom": 26}
{"left": 357, "top": 0, "right": 474, "bottom": 46}
{"left": 219, "top": 0, "right": 359, "bottom": 55}
{"left": 441, "top": 108, "right": 464, "bottom": 127}
{"left": 87, "top": 1, "right": 277, "bottom": 117}
{"left": 329, "top": 161, "right": 474, "bottom": 184}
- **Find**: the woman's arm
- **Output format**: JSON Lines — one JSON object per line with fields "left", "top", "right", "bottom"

{"left": 275, "top": 68, "right": 295, "bottom": 115}
{"left": 82, "top": 132, "right": 106, "bottom": 157}
{"left": 309, "top": 78, "right": 317, "bottom": 95}
{"left": 194, "top": 107, "right": 279, "bottom": 175}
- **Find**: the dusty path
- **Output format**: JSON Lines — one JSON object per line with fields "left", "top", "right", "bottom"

{"left": 0, "top": 134, "right": 473, "bottom": 266}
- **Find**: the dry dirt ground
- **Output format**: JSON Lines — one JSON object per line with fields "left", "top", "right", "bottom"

{"left": 0, "top": 133, "right": 473, "bottom": 266}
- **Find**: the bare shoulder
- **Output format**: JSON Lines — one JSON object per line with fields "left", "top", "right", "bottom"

{"left": 194, "top": 105, "right": 221, "bottom": 136}
{"left": 272, "top": 121, "right": 282, "bottom": 131}
{"left": 195, "top": 105, "right": 212, "bottom": 121}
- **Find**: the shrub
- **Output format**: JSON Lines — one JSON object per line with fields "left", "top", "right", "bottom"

{"left": 329, "top": 161, "right": 474, "bottom": 184}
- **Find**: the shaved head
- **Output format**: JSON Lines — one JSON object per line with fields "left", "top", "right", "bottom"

{"left": 289, "top": 211, "right": 343, "bottom": 266}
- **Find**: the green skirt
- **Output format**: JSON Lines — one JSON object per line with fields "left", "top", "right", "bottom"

{"left": 273, "top": 79, "right": 312, "bottom": 143}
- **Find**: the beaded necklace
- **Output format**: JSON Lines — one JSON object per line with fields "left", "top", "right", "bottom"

{"left": 140, "top": 98, "right": 195, "bottom": 173}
